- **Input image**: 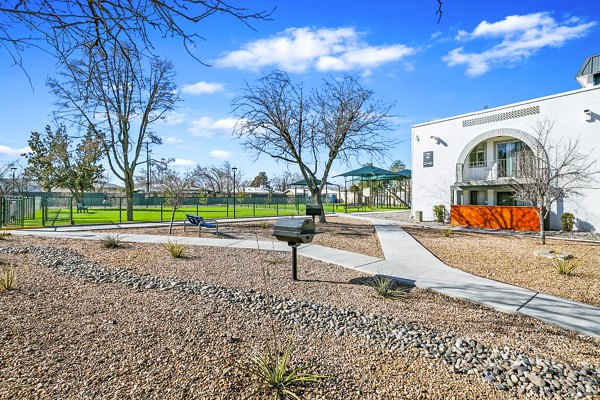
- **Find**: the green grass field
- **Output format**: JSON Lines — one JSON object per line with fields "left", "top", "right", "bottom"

{"left": 7, "top": 202, "right": 408, "bottom": 228}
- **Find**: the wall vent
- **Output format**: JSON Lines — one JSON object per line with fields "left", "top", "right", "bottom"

{"left": 462, "top": 106, "right": 540, "bottom": 128}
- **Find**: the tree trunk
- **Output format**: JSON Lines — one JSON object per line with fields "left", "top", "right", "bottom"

{"left": 169, "top": 206, "right": 176, "bottom": 234}
{"left": 312, "top": 190, "right": 326, "bottom": 223}
{"left": 125, "top": 178, "right": 135, "bottom": 221}
{"left": 539, "top": 206, "right": 546, "bottom": 245}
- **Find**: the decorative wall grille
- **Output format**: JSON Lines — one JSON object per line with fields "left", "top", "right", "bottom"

{"left": 462, "top": 106, "right": 540, "bottom": 127}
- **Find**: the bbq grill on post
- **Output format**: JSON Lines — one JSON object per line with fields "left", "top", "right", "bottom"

{"left": 305, "top": 204, "right": 322, "bottom": 222}
{"left": 273, "top": 218, "right": 316, "bottom": 280}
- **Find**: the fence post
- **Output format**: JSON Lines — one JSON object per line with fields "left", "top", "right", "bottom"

{"left": 226, "top": 196, "right": 229, "bottom": 219}
{"left": 69, "top": 197, "right": 73, "bottom": 225}
{"left": 196, "top": 196, "right": 199, "bottom": 215}
{"left": 160, "top": 198, "right": 163, "bottom": 222}
{"left": 276, "top": 196, "right": 279, "bottom": 215}
{"left": 119, "top": 197, "right": 122, "bottom": 223}
{"left": 20, "top": 197, "right": 24, "bottom": 227}
{"left": 41, "top": 197, "right": 45, "bottom": 226}
{"left": 253, "top": 196, "right": 256, "bottom": 217}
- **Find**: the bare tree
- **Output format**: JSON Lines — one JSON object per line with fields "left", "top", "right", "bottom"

{"left": 0, "top": 1, "right": 272, "bottom": 80}
{"left": 509, "top": 120, "right": 599, "bottom": 244}
{"left": 192, "top": 162, "right": 243, "bottom": 195}
{"left": 0, "top": 161, "right": 19, "bottom": 195}
{"left": 271, "top": 170, "right": 302, "bottom": 192}
{"left": 160, "top": 169, "right": 195, "bottom": 234}
{"left": 48, "top": 44, "right": 179, "bottom": 221}
{"left": 233, "top": 71, "right": 396, "bottom": 222}
{"left": 134, "top": 160, "right": 172, "bottom": 192}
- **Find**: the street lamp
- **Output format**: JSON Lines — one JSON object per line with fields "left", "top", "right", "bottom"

{"left": 232, "top": 167, "right": 238, "bottom": 219}
{"left": 10, "top": 167, "right": 16, "bottom": 195}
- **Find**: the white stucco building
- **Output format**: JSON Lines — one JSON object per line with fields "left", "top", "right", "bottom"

{"left": 411, "top": 55, "right": 600, "bottom": 231}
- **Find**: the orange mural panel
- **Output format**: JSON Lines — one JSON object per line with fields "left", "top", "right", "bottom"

{"left": 451, "top": 205, "right": 540, "bottom": 232}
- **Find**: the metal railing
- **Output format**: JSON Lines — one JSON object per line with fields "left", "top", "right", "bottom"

{"left": 460, "top": 157, "right": 536, "bottom": 181}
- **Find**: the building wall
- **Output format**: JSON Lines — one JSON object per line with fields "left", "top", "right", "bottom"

{"left": 411, "top": 85, "right": 600, "bottom": 231}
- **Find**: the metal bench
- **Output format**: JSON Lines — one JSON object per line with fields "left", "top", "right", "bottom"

{"left": 184, "top": 214, "right": 219, "bottom": 236}
{"left": 76, "top": 203, "right": 89, "bottom": 213}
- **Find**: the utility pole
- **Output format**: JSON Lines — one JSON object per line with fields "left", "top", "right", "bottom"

{"left": 145, "top": 141, "right": 151, "bottom": 194}
{"left": 10, "top": 167, "right": 16, "bottom": 195}
{"left": 232, "top": 167, "right": 237, "bottom": 219}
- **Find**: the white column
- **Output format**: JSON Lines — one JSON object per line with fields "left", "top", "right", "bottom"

{"left": 487, "top": 189, "right": 495, "bottom": 206}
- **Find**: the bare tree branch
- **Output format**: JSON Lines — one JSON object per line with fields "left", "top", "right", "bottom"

{"left": 0, "top": 1, "right": 274, "bottom": 76}
{"left": 49, "top": 43, "right": 180, "bottom": 220}
{"left": 232, "top": 71, "right": 399, "bottom": 222}
{"left": 507, "top": 119, "right": 599, "bottom": 244}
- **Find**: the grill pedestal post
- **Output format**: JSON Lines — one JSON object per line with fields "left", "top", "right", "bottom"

{"left": 289, "top": 242, "right": 300, "bottom": 281}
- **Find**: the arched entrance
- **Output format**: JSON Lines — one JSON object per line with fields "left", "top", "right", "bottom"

{"left": 451, "top": 128, "right": 545, "bottom": 231}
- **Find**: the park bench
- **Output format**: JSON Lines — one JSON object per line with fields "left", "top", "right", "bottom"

{"left": 184, "top": 214, "right": 219, "bottom": 236}
{"left": 76, "top": 202, "right": 89, "bottom": 213}
{"left": 344, "top": 203, "right": 365, "bottom": 211}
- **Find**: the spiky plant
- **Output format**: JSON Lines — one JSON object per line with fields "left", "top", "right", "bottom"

{"left": 0, "top": 231, "right": 11, "bottom": 240}
{"left": 553, "top": 257, "right": 582, "bottom": 276}
{"left": 164, "top": 240, "right": 187, "bottom": 258}
{"left": 369, "top": 275, "right": 409, "bottom": 300}
{"left": 0, "top": 259, "right": 15, "bottom": 291}
{"left": 101, "top": 234, "right": 122, "bottom": 249}
{"left": 262, "top": 257, "right": 287, "bottom": 266}
{"left": 245, "top": 340, "right": 328, "bottom": 399}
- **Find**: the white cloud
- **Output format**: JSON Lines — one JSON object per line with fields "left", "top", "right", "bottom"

{"left": 161, "top": 136, "right": 183, "bottom": 145}
{"left": 181, "top": 81, "right": 225, "bottom": 95}
{"left": 0, "top": 145, "right": 30, "bottom": 157}
{"left": 216, "top": 27, "right": 415, "bottom": 74}
{"left": 188, "top": 117, "right": 237, "bottom": 138}
{"left": 170, "top": 158, "right": 196, "bottom": 167}
{"left": 444, "top": 12, "right": 596, "bottom": 77}
{"left": 160, "top": 111, "right": 188, "bottom": 125}
{"left": 430, "top": 31, "right": 442, "bottom": 39}
{"left": 209, "top": 149, "right": 232, "bottom": 160}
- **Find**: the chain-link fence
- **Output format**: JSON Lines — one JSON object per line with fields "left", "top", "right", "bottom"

{"left": 0, "top": 196, "right": 36, "bottom": 227}
{"left": 1, "top": 194, "right": 340, "bottom": 227}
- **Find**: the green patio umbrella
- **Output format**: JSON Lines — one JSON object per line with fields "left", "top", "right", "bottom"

{"left": 289, "top": 178, "right": 337, "bottom": 186}
{"left": 334, "top": 165, "right": 395, "bottom": 178}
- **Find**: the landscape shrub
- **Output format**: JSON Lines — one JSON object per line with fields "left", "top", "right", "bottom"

{"left": 246, "top": 339, "right": 328, "bottom": 399}
{"left": 553, "top": 257, "right": 582, "bottom": 276}
{"left": 101, "top": 234, "right": 122, "bottom": 249}
{"left": 262, "top": 257, "right": 286, "bottom": 265}
{"left": 560, "top": 212, "right": 575, "bottom": 232}
{"left": 260, "top": 221, "right": 269, "bottom": 230}
{"left": 442, "top": 229, "right": 452, "bottom": 237}
{"left": 164, "top": 240, "right": 186, "bottom": 258}
{"left": 0, "top": 259, "right": 15, "bottom": 291}
{"left": 369, "top": 275, "right": 409, "bottom": 300}
{"left": 433, "top": 204, "right": 447, "bottom": 223}
{"left": 0, "top": 231, "right": 11, "bottom": 240}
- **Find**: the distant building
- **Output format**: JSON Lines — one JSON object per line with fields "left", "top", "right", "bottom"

{"left": 411, "top": 55, "right": 600, "bottom": 231}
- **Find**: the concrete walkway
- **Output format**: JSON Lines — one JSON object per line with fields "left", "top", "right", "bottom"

{"left": 10, "top": 216, "right": 600, "bottom": 339}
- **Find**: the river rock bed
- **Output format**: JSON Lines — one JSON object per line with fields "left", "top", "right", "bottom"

{"left": 3, "top": 245, "right": 598, "bottom": 399}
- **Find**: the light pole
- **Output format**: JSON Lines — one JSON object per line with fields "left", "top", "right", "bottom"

{"left": 10, "top": 167, "right": 17, "bottom": 195}
{"left": 232, "top": 167, "right": 237, "bottom": 219}
{"left": 145, "top": 141, "right": 151, "bottom": 194}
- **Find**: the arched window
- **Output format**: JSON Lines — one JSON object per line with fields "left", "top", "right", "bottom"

{"left": 468, "top": 142, "right": 486, "bottom": 167}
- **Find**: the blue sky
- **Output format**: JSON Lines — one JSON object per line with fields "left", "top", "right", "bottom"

{"left": 0, "top": 0, "right": 597, "bottom": 185}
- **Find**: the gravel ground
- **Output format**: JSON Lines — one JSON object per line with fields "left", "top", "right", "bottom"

{"left": 404, "top": 227, "right": 600, "bottom": 307}
{"left": 1, "top": 235, "right": 599, "bottom": 399}
{"left": 95, "top": 215, "right": 384, "bottom": 259}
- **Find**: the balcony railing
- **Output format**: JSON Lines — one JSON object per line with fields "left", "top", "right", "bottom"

{"left": 458, "top": 157, "right": 537, "bottom": 182}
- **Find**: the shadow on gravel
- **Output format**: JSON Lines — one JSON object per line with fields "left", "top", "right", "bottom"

{"left": 348, "top": 276, "right": 416, "bottom": 292}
